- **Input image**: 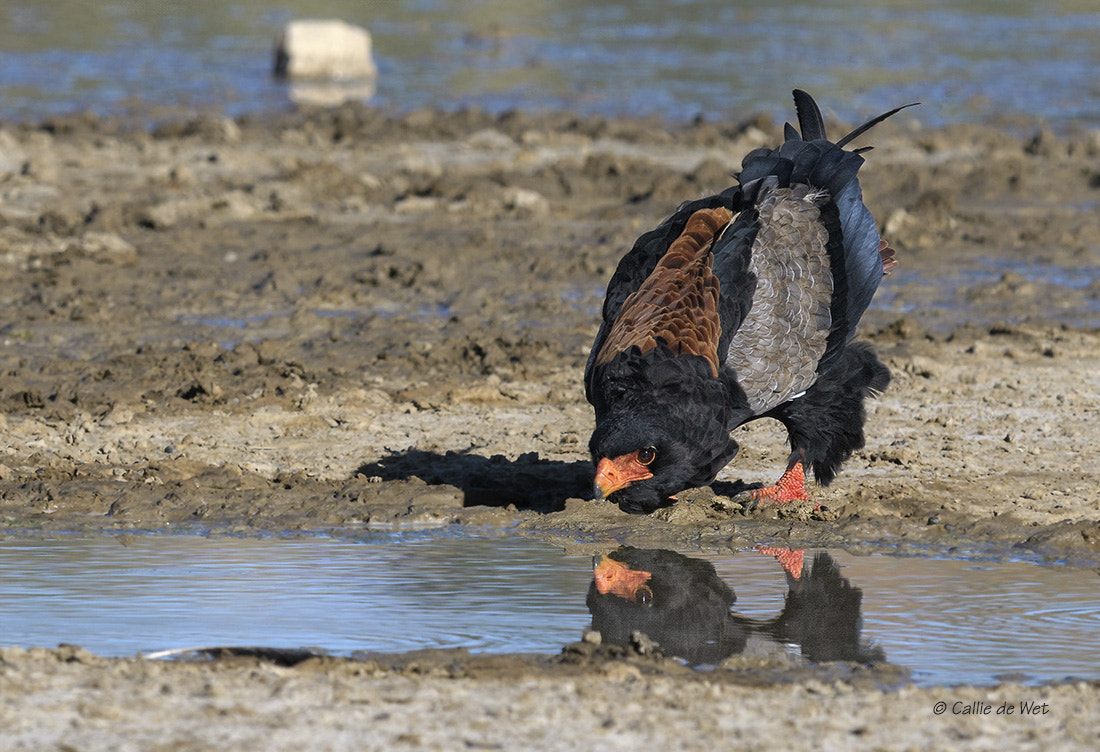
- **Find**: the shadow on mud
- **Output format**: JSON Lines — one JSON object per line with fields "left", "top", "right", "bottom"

{"left": 357, "top": 450, "right": 592, "bottom": 513}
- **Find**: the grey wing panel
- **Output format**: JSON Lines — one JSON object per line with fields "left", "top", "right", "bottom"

{"left": 724, "top": 184, "right": 833, "bottom": 415}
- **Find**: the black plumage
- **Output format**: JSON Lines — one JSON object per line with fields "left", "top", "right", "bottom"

{"left": 587, "top": 546, "right": 884, "bottom": 667}
{"left": 586, "top": 90, "right": 912, "bottom": 513}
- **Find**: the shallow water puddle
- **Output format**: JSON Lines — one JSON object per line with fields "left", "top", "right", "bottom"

{"left": 2, "top": 534, "right": 1098, "bottom": 687}
{"left": 872, "top": 256, "right": 1100, "bottom": 329}
{"left": 700, "top": 550, "right": 1100, "bottom": 686}
{"left": 0, "top": 533, "right": 593, "bottom": 657}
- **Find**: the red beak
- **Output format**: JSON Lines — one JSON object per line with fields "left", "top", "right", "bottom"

{"left": 594, "top": 452, "right": 654, "bottom": 498}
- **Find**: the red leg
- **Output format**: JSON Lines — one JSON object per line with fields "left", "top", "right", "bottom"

{"left": 748, "top": 455, "right": 811, "bottom": 505}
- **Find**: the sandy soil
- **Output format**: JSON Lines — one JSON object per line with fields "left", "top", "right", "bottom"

{"left": 2, "top": 104, "right": 1100, "bottom": 749}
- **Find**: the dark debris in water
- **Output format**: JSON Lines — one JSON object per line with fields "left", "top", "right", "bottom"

{"left": 147, "top": 646, "right": 329, "bottom": 667}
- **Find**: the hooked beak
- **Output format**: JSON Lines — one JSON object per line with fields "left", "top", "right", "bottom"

{"left": 594, "top": 454, "right": 654, "bottom": 499}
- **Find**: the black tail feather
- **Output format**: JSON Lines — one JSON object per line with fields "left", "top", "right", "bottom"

{"left": 792, "top": 88, "right": 827, "bottom": 141}
{"left": 836, "top": 101, "right": 920, "bottom": 148}
{"left": 789, "top": 88, "right": 919, "bottom": 149}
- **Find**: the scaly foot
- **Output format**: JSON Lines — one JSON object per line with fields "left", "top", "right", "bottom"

{"left": 736, "top": 458, "right": 813, "bottom": 507}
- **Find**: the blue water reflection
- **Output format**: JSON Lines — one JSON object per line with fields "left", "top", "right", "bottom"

{"left": 3, "top": 533, "right": 1100, "bottom": 686}
{"left": 1, "top": 1, "right": 1097, "bottom": 126}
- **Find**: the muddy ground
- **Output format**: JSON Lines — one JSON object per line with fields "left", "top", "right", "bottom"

{"left": 2, "top": 104, "right": 1100, "bottom": 749}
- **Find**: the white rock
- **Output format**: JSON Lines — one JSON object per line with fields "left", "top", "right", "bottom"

{"left": 287, "top": 79, "right": 377, "bottom": 107}
{"left": 274, "top": 20, "right": 378, "bottom": 80}
{"left": 214, "top": 190, "right": 262, "bottom": 221}
{"left": 466, "top": 129, "right": 515, "bottom": 150}
{"left": 503, "top": 187, "right": 549, "bottom": 214}
{"left": 883, "top": 207, "right": 910, "bottom": 237}
{"left": 81, "top": 232, "right": 138, "bottom": 265}
{"left": 0, "top": 130, "right": 28, "bottom": 181}
{"left": 394, "top": 196, "right": 439, "bottom": 214}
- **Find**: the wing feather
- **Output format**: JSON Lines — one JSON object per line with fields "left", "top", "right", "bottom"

{"left": 723, "top": 183, "right": 833, "bottom": 414}
{"left": 595, "top": 207, "right": 733, "bottom": 378}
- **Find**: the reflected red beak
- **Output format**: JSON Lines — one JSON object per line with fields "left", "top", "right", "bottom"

{"left": 593, "top": 555, "right": 653, "bottom": 602}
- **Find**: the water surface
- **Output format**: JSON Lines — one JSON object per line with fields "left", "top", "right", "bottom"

{"left": 3, "top": 533, "right": 1099, "bottom": 687}
{"left": 2, "top": 0, "right": 1098, "bottom": 127}
{"left": 1, "top": 533, "right": 593, "bottom": 656}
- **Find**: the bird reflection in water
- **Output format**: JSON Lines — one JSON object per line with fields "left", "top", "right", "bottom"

{"left": 587, "top": 546, "right": 883, "bottom": 667}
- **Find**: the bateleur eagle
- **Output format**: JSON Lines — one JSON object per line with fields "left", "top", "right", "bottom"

{"left": 585, "top": 90, "right": 912, "bottom": 514}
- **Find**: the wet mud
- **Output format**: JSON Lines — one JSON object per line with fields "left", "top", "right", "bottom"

{"left": 2, "top": 105, "right": 1100, "bottom": 748}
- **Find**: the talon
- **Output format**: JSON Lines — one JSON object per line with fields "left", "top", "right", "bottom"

{"left": 747, "top": 459, "right": 811, "bottom": 506}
